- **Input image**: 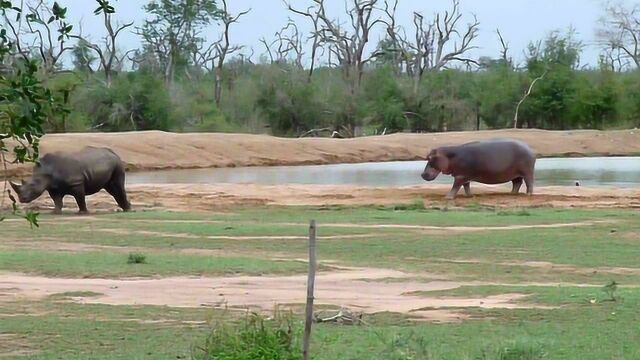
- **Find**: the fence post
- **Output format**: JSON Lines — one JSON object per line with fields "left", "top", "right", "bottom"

{"left": 302, "top": 220, "right": 317, "bottom": 360}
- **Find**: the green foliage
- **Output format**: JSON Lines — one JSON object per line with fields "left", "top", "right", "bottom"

{"left": 256, "top": 64, "right": 321, "bottom": 135}
{"left": 193, "top": 312, "right": 298, "bottom": 360}
{"left": 0, "top": 1, "right": 69, "bottom": 226}
{"left": 141, "top": 0, "right": 220, "bottom": 84}
{"left": 361, "top": 66, "right": 406, "bottom": 133}
{"left": 78, "top": 72, "right": 172, "bottom": 131}
{"left": 127, "top": 252, "right": 147, "bottom": 264}
{"left": 479, "top": 340, "right": 547, "bottom": 360}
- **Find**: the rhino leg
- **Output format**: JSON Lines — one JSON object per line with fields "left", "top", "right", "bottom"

{"left": 73, "top": 194, "right": 89, "bottom": 214}
{"left": 105, "top": 168, "right": 131, "bottom": 212}
{"left": 50, "top": 193, "right": 64, "bottom": 214}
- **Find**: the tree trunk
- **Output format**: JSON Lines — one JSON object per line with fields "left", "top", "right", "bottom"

{"left": 215, "top": 67, "right": 223, "bottom": 106}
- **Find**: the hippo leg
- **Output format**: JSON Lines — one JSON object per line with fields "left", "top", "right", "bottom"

{"left": 463, "top": 182, "right": 472, "bottom": 197}
{"left": 524, "top": 174, "right": 534, "bottom": 195}
{"left": 446, "top": 177, "right": 468, "bottom": 200}
{"left": 50, "top": 193, "right": 64, "bottom": 214}
{"left": 511, "top": 178, "right": 523, "bottom": 194}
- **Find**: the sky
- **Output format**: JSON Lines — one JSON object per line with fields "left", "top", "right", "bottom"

{"left": 65, "top": 0, "right": 636, "bottom": 68}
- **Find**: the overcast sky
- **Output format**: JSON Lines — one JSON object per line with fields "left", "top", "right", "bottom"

{"left": 66, "top": 0, "right": 635, "bottom": 68}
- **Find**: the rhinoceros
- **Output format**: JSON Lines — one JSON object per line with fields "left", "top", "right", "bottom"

{"left": 10, "top": 146, "right": 131, "bottom": 214}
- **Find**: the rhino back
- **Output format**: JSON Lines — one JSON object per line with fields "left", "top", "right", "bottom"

{"left": 40, "top": 147, "right": 123, "bottom": 194}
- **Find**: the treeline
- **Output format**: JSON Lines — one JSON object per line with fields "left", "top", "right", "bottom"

{"left": 5, "top": 0, "right": 640, "bottom": 136}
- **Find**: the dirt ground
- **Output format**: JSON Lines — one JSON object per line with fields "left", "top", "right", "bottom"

{"left": 1, "top": 267, "right": 556, "bottom": 323}
{"left": 7, "top": 183, "right": 639, "bottom": 213}
{"left": 3, "top": 128, "right": 640, "bottom": 176}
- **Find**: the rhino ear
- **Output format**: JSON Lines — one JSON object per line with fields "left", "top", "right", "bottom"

{"left": 9, "top": 181, "right": 22, "bottom": 194}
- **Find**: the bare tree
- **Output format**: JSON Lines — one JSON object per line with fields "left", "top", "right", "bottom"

{"left": 397, "top": 0, "right": 480, "bottom": 98}
{"left": 209, "top": 0, "right": 250, "bottom": 105}
{"left": 259, "top": 21, "right": 305, "bottom": 68}
{"left": 601, "top": 45, "right": 629, "bottom": 72}
{"left": 74, "top": 0, "right": 133, "bottom": 87}
{"left": 377, "top": 0, "right": 413, "bottom": 75}
{"left": 286, "top": 1, "right": 323, "bottom": 81}
{"left": 514, "top": 70, "right": 547, "bottom": 129}
{"left": 598, "top": 2, "right": 640, "bottom": 69}
{"left": 496, "top": 29, "right": 512, "bottom": 67}
{"left": 4, "top": 0, "right": 75, "bottom": 75}
{"left": 289, "top": 0, "right": 383, "bottom": 92}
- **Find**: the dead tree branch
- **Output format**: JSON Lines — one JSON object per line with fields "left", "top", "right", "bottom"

{"left": 598, "top": 3, "right": 640, "bottom": 69}
{"left": 209, "top": 0, "right": 250, "bottom": 105}
{"left": 514, "top": 70, "right": 547, "bottom": 129}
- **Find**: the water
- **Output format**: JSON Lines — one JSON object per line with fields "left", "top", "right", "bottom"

{"left": 127, "top": 157, "right": 640, "bottom": 188}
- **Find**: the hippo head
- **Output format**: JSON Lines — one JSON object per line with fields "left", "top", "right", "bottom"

{"left": 9, "top": 171, "right": 49, "bottom": 203}
{"left": 421, "top": 149, "right": 452, "bottom": 181}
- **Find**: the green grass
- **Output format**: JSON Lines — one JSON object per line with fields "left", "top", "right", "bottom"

{"left": 2, "top": 206, "right": 640, "bottom": 359}
{"left": 0, "top": 250, "right": 306, "bottom": 277}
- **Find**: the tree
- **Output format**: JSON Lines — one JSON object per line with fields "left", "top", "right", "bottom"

{"left": 75, "top": 0, "right": 134, "bottom": 87}
{"left": 519, "top": 30, "right": 583, "bottom": 129}
{"left": 286, "top": 0, "right": 323, "bottom": 81}
{"left": 72, "top": 38, "right": 97, "bottom": 73}
{"left": 139, "top": 0, "right": 220, "bottom": 86}
{"left": 3, "top": 0, "right": 75, "bottom": 75}
{"left": 598, "top": 2, "right": 640, "bottom": 69}
{"left": 0, "top": 1, "right": 70, "bottom": 225}
{"left": 208, "top": 0, "right": 249, "bottom": 106}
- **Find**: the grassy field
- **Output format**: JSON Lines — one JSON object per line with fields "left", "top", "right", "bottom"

{"left": 1, "top": 205, "right": 640, "bottom": 359}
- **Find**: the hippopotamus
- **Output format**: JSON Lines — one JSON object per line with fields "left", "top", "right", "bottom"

{"left": 10, "top": 146, "right": 131, "bottom": 214}
{"left": 421, "top": 139, "right": 536, "bottom": 199}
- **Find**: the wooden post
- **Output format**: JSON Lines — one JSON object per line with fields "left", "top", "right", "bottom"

{"left": 302, "top": 220, "right": 317, "bottom": 360}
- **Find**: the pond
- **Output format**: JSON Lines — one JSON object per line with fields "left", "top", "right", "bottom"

{"left": 127, "top": 157, "right": 640, "bottom": 188}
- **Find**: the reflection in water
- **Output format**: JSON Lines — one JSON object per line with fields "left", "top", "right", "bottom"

{"left": 128, "top": 157, "right": 640, "bottom": 188}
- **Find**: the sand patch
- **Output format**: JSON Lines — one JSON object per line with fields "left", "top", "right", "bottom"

{"left": 0, "top": 267, "right": 550, "bottom": 322}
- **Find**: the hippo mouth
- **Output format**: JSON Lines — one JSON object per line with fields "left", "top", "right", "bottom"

{"left": 421, "top": 165, "right": 441, "bottom": 181}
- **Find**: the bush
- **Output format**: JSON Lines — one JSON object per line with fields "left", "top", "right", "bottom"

{"left": 127, "top": 252, "right": 147, "bottom": 264}
{"left": 193, "top": 312, "right": 299, "bottom": 360}
{"left": 77, "top": 72, "right": 173, "bottom": 131}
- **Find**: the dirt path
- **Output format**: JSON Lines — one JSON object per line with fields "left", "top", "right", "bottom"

{"left": 4, "top": 129, "right": 640, "bottom": 176}
{"left": 5, "top": 183, "right": 638, "bottom": 212}
{"left": 0, "top": 267, "right": 551, "bottom": 322}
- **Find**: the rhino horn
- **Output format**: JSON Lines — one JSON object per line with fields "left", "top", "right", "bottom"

{"left": 9, "top": 181, "right": 22, "bottom": 193}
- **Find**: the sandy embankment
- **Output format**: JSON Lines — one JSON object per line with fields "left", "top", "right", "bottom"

{"left": 10, "top": 183, "right": 639, "bottom": 212}
{"left": 2, "top": 129, "right": 639, "bottom": 210}
{"left": 3, "top": 128, "right": 640, "bottom": 177}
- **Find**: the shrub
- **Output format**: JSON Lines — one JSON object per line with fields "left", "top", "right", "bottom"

{"left": 127, "top": 252, "right": 147, "bottom": 264}
{"left": 193, "top": 312, "right": 299, "bottom": 360}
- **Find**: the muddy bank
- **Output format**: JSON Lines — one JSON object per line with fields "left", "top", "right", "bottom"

{"left": 3, "top": 129, "right": 640, "bottom": 177}
{"left": 7, "top": 184, "right": 640, "bottom": 212}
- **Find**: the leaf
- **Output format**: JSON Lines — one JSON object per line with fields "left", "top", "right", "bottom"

{"left": 25, "top": 210, "right": 39, "bottom": 229}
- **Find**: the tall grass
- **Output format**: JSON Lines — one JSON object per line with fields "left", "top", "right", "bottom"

{"left": 193, "top": 312, "right": 299, "bottom": 360}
